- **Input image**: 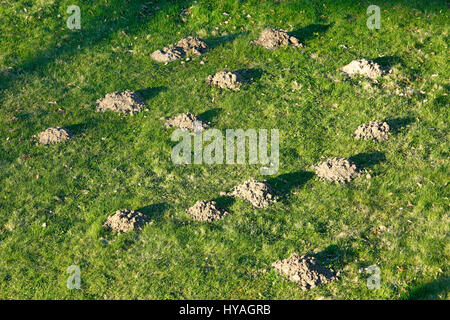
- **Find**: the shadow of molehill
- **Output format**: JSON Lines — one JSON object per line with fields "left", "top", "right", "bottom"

{"left": 267, "top": 171, "right": 315, "bottom": 196}
{"left": 372, "top": 56, "right": 403, "bottom": 69}
{"left": 235, "top": 68, "right": 264, "bottom": 81}
{"left": 403, "top": 276, "right": 450, "bottom": 300}
{"left": 15, "top": 112, "right": 33, "bottom": 121}
{"left": 136, "top": 86, "right": 167, "bottom": 100}
{"left": 349, "top": 152, "right": 386, "bottom": 169}
{"left": 199, "top": 108, "right": 222, "bottom": 124}
{"left": 433, "top": 94, "right": 449, "bottom": 109}
{"left": 386, "top": 117, "right": 415, "bottom": 133}
{"left": 65, "top": 118, "right": 99, "bottom": 136}
{"left": 137, "top": 202, "right": 169, "bottom": 221}
{"left": 211, "top": 195, "right": 236, "bottom": 212}
{"left": 312, "top": 244, "right": 357, "bottom": 268}
{"left": 204, "top": 32, "right": 246, "bottom": 50}
{"left": 290, "top": 23, "right": 333, "bottom": 44}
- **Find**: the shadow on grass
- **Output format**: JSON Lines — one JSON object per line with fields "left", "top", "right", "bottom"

{"left": 372, "top": 56, "right": 403, "bottom": 68}
{"left": 267, "top": 171, "right": 315, "bottom": 196}
{"left": 313, "top": 244, "right": 357, "bottom": 267}
{"left": 433, "top": 95, "right": 449, "bottom": 109}
{"left": 372, "top": 55, "right": 424, "bottom": 79}
{"left": 199, "top": 108, "right": 222, "bottom": 124}
{"left": 65, "top": 117, "right": 100, "bottom": 135}
{"left": 15, "top": 112, "right": 33, "bottom": 121}
{"left": 349, "top": 151, "right": 386, "bottom": 169}
{"left": 204, "top": 32, "right": 246, "bottom": 50}
{"left": 290, "top": 23, "right": 333, "bottom": 44}
{"left": 137, "top": 202, "right": 169, "bottom": 221}
{"left": 0, "top": 0, "right": 193, "bottom": 91}
{"left": 211, "top": 195, "right": 236, "bottom": 212}
{"left": 235, "top": 68, "right": 264, "bottom": 81}
{"left": 136, "top": 86, "right": 167, "bottom": 100}
{"left": 403, "top": 276, "right": 450, "bottom": 300}
{"left": 386, "top": 117, "right": 415, "bottom": 133}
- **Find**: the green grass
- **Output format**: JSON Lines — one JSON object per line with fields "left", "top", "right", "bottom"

{"left": 0, "top": 0, "right": 448, "bottom": 299}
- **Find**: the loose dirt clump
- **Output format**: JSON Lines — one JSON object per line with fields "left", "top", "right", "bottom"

{"left": 206, "top": 71, "right": 244, "bottom": 91}
{"left": 164, "top": 112, "right": 210, "bottom": 132}
{"left": 341, "top": 59, "right": 386, "bottom": 79}
{"left": 151, "top": 49, "right": 183, "bottom": 63}
{"left": 252, "top": 28, "right": 303, "bottom": 50}
{"left": 38, "top": 127, "right": 71, "bottom": 144}
{"left": 229, "top": 180, "right": 277, "bottom": 208}
{"left": 272, "top": 253, "right": 337, "bottom": 290}
{"left": 313, "top": 157, "right": 361, "bottom": 183}
{"left": 151, "top": 36, "right": 207, "bottom": 62}
{"left": 354, "top": 120, "right": 390, "bottom": 141}
{"left": 103, "top": 209, "right": 150, "bottom": 233}
{"left": 187, "top": 200, "right": 228, "bottom": 222}
{"left": 96, "top": 90, "right": 145, "bottom": 115}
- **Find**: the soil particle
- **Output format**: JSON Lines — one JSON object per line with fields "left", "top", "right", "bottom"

{"left": 103, "top": 209, "right": 150, "bottom": 233}
{"left": 272, "top": 253, "right": 337, "bottom": 290}
{"left": 164, "top": 112, "right": 210, "bottom": 131}
{"left": 354, "top": 120, "right": 390, "bottom": 141}
{"left": 341, "top": 59, "right": 386, "bottom": 79}
{"left": 313, "top": 157, "right": 361, "bottom": 183}
{"left": 38, "top": 127, "right": 71, "bottom": 144}
{"left": 151, "top": 36, "right": 207, "bottom": 62}
{"left": 96, "top": 90, "right": 145, "bottom": 115}
{"left": 206, "top": 71, "right": 244, "bottom": 91}
{"left": 187, "top": 200, "right": 228, "bottom": 222}
{"left": 252, "top": 28, "right": 303, "bottom": 50}
{"left": 229, "top": 180, "right": 277, "bottom": 208}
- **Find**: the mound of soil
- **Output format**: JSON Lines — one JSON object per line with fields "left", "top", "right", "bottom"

{"left": 341, "top": 59, "right": 386, "bottom": 79}
{"left": 38, "top": 127, "right": 71, "bottom": 144}
{"left": 354, "top": 120, "right": 390, "bottom": 141}
{"left": 165, "top": 112, "right": 210, "bottom": 131}
{"left": 151, "top": 36, "right": 207, "bottom": 63}
{"left": 206, "top": 71, "right": 244, "bottom": 91}
{"left": 103, "top": 209, "right": 150, "bottom": 233}
{"left": 187, "top": 200, "right": 228, "bottom": 222}
{"left": 96, "top": 90, "right": 145, "bottom": 115}
{"left": 151, "top": 49, "right": 183, "bottom": 63}
{"left": 313, "top": 157, "right": 361, "bottom": 183}
{"left": 229, "top": 180, "right": 277, "bottom": 208}
{"left": 272, "top": 253, "right": 337, "bottom": 290}
{"left": 253, "top": 28, "right": 303, "bottom": 50}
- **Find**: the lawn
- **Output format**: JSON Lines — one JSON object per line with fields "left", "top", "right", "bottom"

{"left": 0, "top": 0, "right": 448, "bottom": 299}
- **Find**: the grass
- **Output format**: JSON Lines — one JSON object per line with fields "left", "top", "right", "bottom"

{"left": 0, "top": 0, "right": 448, "bottom": 299}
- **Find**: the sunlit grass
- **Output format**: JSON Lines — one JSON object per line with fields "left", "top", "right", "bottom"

{"left": 0, "top": 0, "right": 448, "bottom": 299}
